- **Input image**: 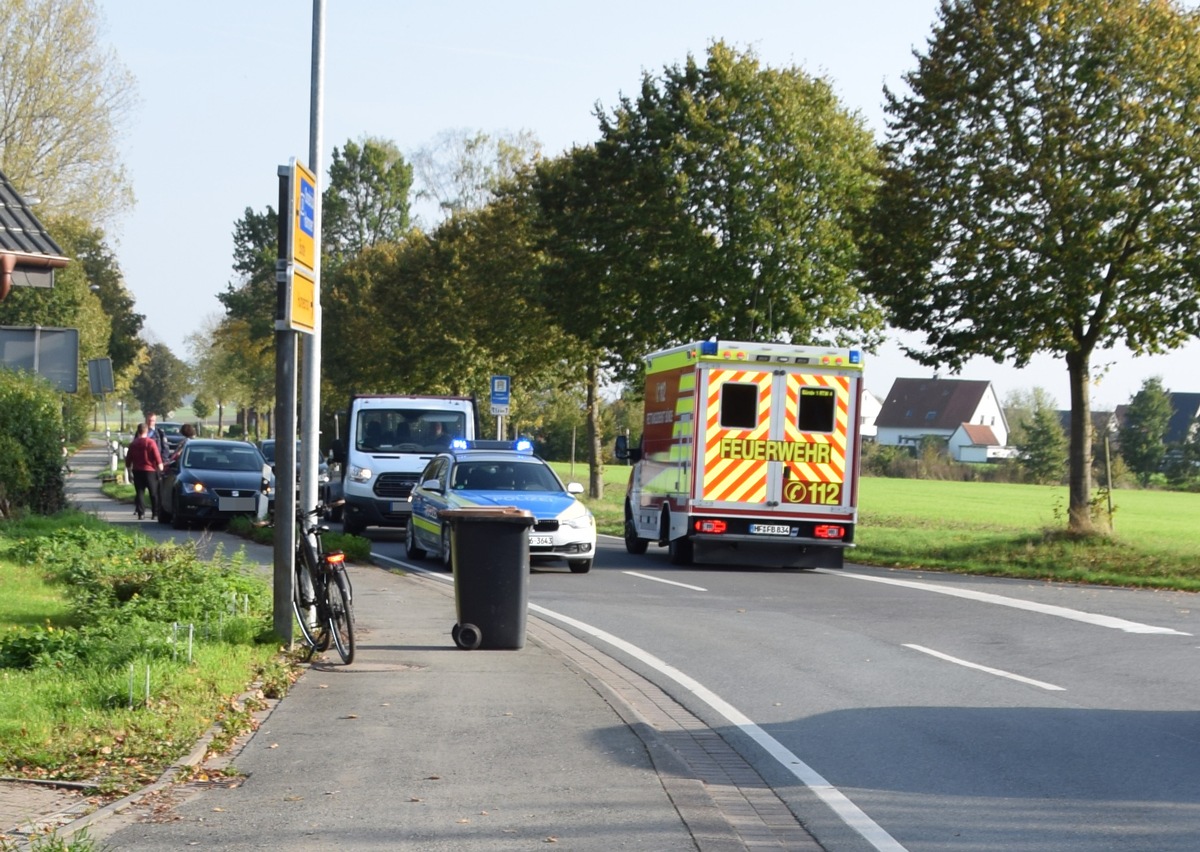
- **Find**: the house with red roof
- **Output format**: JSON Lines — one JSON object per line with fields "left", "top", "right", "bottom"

{"left": 876, "top": 377, "right": 1012, "bottom": 461}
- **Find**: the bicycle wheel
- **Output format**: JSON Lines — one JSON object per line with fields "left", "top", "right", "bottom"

{"left": 292, "top": 536, "right": 323, "bottom": 649}
{"left": 327, "top": 569, "right": 355, "bottom": 665}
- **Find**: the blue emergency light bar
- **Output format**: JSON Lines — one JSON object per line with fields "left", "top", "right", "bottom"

{"left": 460, "top": 439, "right": 535, "bottom": 454}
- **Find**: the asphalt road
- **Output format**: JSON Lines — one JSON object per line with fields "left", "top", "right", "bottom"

{"left": 368, "top": 530, "right": 1200, "bottom": 852}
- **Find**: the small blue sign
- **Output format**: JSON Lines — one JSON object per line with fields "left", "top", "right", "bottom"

{"left": 298, "top": 177, "right": 316, "bottom": 238}
{"left": 491, "top": 375, "right": 511, "bottom": 407}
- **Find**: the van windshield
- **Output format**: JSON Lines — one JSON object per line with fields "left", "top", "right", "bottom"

{"left": 356, "top": 410, "right": 466, "bottom": 453}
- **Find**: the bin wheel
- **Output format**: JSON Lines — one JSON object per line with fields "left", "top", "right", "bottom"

{"left": 454, "top": 623, "right": 482, "bottom": 650}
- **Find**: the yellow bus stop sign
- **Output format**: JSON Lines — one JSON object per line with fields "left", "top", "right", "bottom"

{"left": 292, "top": 160, "right": 317, "bottom": 272}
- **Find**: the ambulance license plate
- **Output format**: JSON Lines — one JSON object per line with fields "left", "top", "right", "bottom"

{"left": 750, "top": 524, "right": 792, "bottom": 536}
{"left": 529, "top": 535, "right": 554, "bottom": 546}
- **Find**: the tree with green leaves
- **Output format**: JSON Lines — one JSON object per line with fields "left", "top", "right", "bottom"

{"left": 533, "top": 41, "right": 883, "bottom": 494}
{"left": 1119, "top": 376, "right": 1173, "bottom": 485}
{"left": 411, "top": 128, "right": 542, "bottom": 223}
{"left": 322, "top": 137, "right": 413, "bottom": 266}
{"left": 0, "top": 0, "right": 136, "bottom": 224}
{"left": 131, "top": 342, "right": 190, "bottom": 418}
{"left": 861, "top": 0, "right": 1200, "bottom": 533}
{"left": 1016, "top": 395, "right": 1068, "bottom": 485}
{"left": 48, "top": 216, "right": 145, "bottom": 374}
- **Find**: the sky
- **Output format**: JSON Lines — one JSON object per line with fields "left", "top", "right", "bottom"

{"left": 94, "top": 0, "right": 1200, "bottom": 412}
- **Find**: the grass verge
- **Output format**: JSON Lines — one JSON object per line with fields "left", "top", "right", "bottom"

{"left": 0, "top": 512, "right": 296, "bottom": 802}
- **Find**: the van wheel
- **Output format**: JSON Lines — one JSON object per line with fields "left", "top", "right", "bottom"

{"left": 624, "top": 505, "right": 648, "bottom": 555}
{"left": 668, "top": 535, "right": 693, "bottom": 566}
{"left": 343, "top": 517, "right": 364, "bottom": 536}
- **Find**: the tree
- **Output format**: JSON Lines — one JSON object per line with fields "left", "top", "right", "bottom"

{"left": 48, "top": 216, "right": 145, "bottom": 374}
{"left": 532, "top": 42, "right": 883, "bottom": 494}
{"left": 1017, "top": 394, "right": 1069, "bottom": 484}
{"left": 1119, "top": 376, "right": 1173, "bottom": 484}
{"left": 412, "top": 128, "right": 542, "bottom": 223}
{"left": 0, "top": 0, "right": 136, "bottom": 224}
{"left": 861, "top": 0, "right": 1200, "bottom": 533}
{"left": 219, "top": 206, "right": 279, "bottom": 342}
{"left": 322, "top": 137, "right": 413, "bottom": 265}
{"left": 131, "top": 342, "right": 190, "bottom": 417}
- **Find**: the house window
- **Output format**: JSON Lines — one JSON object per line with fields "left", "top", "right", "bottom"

{"left": 720, "top": 383, "right": 759, "bottom": 430}
{"left": 925, "top": 410, "right": 937, "bottom": 421}
{"left": 797, "top": 386, "right": 836, "bottom": 433}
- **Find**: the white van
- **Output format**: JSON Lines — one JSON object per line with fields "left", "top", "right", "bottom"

{"left": 332, "top": 395, "right": 477, "bottom": 535}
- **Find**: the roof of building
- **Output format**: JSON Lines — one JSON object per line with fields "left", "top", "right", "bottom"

{"left": 876, "top": 377, "right": 994, "bottom": 430}
{"left": 1166, "top": 392, "right": 1200, "bottom": 445}
{"left": 956, "top": 423, "right": 1001, "bottom": 446}
{"left": 0, "top": 169, "right": 66, "bottom": 259}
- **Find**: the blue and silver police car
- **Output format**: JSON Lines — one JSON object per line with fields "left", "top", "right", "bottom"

{"left": 406, "top": 440, "right": 596, "bottom": 573}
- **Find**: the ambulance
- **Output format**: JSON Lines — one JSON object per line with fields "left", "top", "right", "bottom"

{"left": 615, "top": 340, "right": 863, "bottom": 569}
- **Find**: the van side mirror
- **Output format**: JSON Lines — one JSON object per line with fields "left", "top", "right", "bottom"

{"left": 614, "top": 435, "right": 641, "bottom": 463}
{"left": 331, "top": 439, "right": 346, "bottom": 465}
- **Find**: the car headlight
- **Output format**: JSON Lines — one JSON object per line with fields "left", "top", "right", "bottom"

{"left": 349, "top": 464, "right": 373, "bottom": 483}
{"left": 188, "top": 482, "right": 208, "bottom": 495}
{"left": 559, "top": 502, "right": 595, "bottom": 530}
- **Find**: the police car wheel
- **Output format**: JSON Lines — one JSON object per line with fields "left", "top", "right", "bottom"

{"left": 441, "top": 526, "right": 453, "bottom": 571}
{"left": 406, "top": 522, "right": 426, "bottom": 560}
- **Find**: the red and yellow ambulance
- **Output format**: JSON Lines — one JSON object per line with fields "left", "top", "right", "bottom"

{"left": 616, "top": 340, "right": 863, "bottom": 569}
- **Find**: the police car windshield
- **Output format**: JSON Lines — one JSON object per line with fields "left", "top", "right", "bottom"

{"left": 451, "top": 461, "right": 562, "bottom": 492}
{"left": 357, "top": 410, "right": 466, "bottom": 452}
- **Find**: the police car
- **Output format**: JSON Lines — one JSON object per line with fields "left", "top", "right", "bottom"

{"left": 406, "top": 440, "right": 596, "bottom": 573}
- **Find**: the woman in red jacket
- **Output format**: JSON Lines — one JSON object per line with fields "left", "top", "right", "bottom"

{"left": 125, "top": 423, "right": 164, "bottom": 520}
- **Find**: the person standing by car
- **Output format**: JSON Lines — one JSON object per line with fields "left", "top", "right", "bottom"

{"left": 171, "top": 423, "right": 196, "bottom": 462}
{"left": 144, "top": 412, "right": 169, "bottom": 460}
{"left": 144, "top": 413, "right": 170, "bottom": 509}
{"left": 125, "top": 423, "right": 164, "bottom": 520}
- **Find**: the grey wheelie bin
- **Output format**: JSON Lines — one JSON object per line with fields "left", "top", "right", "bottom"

{"left": 440, "top": 506, "right": 535, "bottom": 650}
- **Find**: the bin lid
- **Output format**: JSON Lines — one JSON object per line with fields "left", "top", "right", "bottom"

{"left": 439, "top": 506, "right": 535, "bottom": 523}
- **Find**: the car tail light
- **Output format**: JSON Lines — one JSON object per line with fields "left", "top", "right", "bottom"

{"left": 814, "top": 524, "right": 845, "bottom": 540}
{"left": 694, "top": 519, "right": 727, "bottom": 534}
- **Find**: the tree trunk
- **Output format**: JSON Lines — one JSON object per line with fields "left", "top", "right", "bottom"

{"left": 586, "top": 362, "right": 604, "bottom": 499}
{"left": 1065, "top": 350, "right": 1094, "bottom": 534}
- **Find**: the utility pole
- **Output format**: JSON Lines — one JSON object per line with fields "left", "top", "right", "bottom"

{"left": 299, "top": 0, "right": 325, "bottom": 527}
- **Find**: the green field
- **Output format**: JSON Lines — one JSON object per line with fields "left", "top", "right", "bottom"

{"left": 550, "top": 462, "right": 1200, "bottom": 591}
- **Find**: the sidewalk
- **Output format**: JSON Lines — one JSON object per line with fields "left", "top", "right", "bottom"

{"left": 1, "top": 443, "right": 821, "bottom": 851}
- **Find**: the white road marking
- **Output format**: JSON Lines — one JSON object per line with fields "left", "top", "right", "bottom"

{"left": 821, "top": 570, "right": 1191, "bottom": 636}
{"left": 903, "top": 644, "right": 1065, "bottom": 691}
{"left": 530, "top": 602, "right": 910, "bottom": 852}
{"left": 623, "top": 570, "right": 707, "bottom": 591}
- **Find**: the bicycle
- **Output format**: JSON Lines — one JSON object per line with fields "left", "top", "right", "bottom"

{"left": 292, "top": 501, "right": 355, "bottom": 664}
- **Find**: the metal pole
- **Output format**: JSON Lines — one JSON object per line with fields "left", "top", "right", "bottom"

{"left": 299, "top": 0, "right": 325, "bottom": 519}
{"left": 274, "top": 168, "right": 297, "bottom": 646}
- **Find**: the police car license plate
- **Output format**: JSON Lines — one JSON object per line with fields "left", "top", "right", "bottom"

{"left": 750, "top": 524, "right": 792, "bottom": 536}
{"left": 529, "top": 535, "right": 554, "bottom": 546}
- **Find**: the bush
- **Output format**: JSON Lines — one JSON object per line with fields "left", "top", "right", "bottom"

{"left": 0, "top": 368, "right": 67, "bottom": 515}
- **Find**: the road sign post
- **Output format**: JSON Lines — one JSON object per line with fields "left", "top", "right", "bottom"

{"left": 491, "top": 375, "right": 511, "bottom": 440}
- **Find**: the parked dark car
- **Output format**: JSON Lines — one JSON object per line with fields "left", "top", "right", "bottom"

{"left": 157, "top": 439, "right": 273, "bottom": 530}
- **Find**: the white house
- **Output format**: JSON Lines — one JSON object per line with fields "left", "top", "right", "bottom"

{"left": 860, "top": 389, "right": 882, "bottom": 439}
{"left": 876, "top": 377, "right": 1010, "bottom": 454}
